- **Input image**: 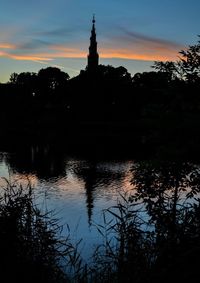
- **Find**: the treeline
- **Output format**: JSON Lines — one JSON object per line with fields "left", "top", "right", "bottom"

{"left": 0, "top": 37, "right": 200, "bottom": 157}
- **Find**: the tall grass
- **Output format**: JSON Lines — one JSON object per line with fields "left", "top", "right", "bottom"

{"left": 89, "top": 193, "right": 154, "bottom": 283}
{"left": 88, "top": 189, "right": 200, "bottom": 283}
{"left": 1, "top": 178, "right": 200, "bottom": 283}
{"left": 0, "top": 179, "right": 85, "bottom": 283}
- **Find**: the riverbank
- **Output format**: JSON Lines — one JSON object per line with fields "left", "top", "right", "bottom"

{"left": 1, "top": 117, "right": 200, "bottom": 161}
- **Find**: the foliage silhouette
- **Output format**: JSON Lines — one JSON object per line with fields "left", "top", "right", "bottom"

{"left": 1, "top": 36, "right": 200, "bottom": 158}
{"left": 0, "top": 179, "right": 90, "bottom": 283}
{"left": 0, "top": 180, "right": 68, "bottom": 282}
{"left": 153, "top": 35, "right": 200, "bottom": 84}
{"left": 129, "top": 161, "right": 200, "bottom": 283}
{"left": 83, "top": 161, "right": 200, "bottom": 283}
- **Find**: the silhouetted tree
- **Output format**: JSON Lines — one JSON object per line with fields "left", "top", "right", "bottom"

{"left": 178, "top": 39, "right": 200, "bottom": 83}
{"left": 96, "top": 65, "right": 132, "bottom": 84}
{"left": 132, "top": 71, "right": 170, "bottom": 88}
{"left": 10, "top": 71, "right": 37, "bottom": 85}
{"left": 9, "top": 72, "right": 38, "bottom": 96}
{"left": 152, "top": 61, "right": 177, "bottom": 82}
{"left": 9, "top": 72, "right": 19, "bottom": 84}
{"left": 153, "top": 36, "right": 200, "bottom": 84}
{"left": 37, "top": 67, "right": 69, "bottom": 96}
{"left": 129, "top": 161, "right": 200, "bottom": 282}
{"left": 131, "top": 161, "right": 200, "bottom": 243}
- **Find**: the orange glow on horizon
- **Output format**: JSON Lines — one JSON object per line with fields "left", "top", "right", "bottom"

{"left": 10, "top": 54, "right": 53, "bottom": 61}
{"left": 0, "top": 43, "right": 15, "bottom": 49}
{"left": 52, "top": 45, "right": 180, "bottom": 61}
{"left": 100, "top": 51, "right": 178, "bottom": 62}
{"left": 0, "top": 42, "right": 181, "bottom": 64}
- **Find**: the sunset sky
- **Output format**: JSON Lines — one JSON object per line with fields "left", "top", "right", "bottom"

{"left": 0, "top": 0, "right": 199, "bottom": 82}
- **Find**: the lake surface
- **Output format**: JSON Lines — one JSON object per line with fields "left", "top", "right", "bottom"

{"left": 0, "top": 147, "right": 135, "bottom": 259}
{"left": 1, "top": 144, "right": 200, "bottom": 283}
{"left": 1, "top": 145, "right": 200, "bottom": 261}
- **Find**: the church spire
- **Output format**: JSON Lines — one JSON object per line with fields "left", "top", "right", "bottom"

{"left": 92, "top": 14, "right": 95, "bottom": 24}
{"left": 87, "top": 15, "right": 99, "bottom": 71}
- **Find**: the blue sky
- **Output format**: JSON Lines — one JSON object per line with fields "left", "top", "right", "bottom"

{"left": 0, "top": 0, "right": 199, "bottom": 82}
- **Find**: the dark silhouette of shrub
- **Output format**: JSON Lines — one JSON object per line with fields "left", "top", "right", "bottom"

{"left": 0, "top": 180, "right": 68, "bottom": 283}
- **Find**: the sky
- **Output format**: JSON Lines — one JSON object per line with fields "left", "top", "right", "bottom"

{"left": 0, "top": 0, "right": 200, "bottom": 82}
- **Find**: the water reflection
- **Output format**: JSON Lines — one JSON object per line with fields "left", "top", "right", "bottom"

{"left": 5, "top": 145, "right": 67, "bottom": 180}
{"left": 2, "top": 146, "right": 200, "bottom": 283}
{"left": 74, "top": 161, "right": 125, "bottom": 224}
{"left": 1, "top": 144, "right": 200, "bottom": 269}
{"left": 131, "top": 161, "right": 200, "bottom": 243}
{"left": 118, "top": 161, "right": 200, "bottom": 282}
{"left": 0, "top": 146, "right": 132, "bottom": 227}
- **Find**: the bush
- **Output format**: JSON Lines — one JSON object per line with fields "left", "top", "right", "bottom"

{"left": 0, "top": 180, "right": 68, "bottom": 283}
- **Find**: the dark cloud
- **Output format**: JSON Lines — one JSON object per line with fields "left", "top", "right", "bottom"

{"left": 108, "top": 27, "right": 183, "bottom": 50}
{"left": 35, "top": 28, "right": 73, "bottom": 37}
{"left": 17, "top": 39, "right": 52, "bottom": 50}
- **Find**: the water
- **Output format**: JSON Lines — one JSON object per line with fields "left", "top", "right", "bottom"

{"left": 1, "top": 146, "right": 200, "bottom": 283}
{"left": 1, "top": 146, "right": 200, "bottom": 262}
{"left": 0, "top": 149, "right": 135, "bottom": 259}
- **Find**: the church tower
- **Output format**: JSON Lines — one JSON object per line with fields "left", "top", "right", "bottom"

{"left": 87, "top": 15, "right": 99, "bottom": 71}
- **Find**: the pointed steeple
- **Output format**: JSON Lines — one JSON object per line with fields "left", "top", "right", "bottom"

{"left": 87, "top": 15, "right": 99, "bottom": 71}
{"left": 92, "top": 14, "right": 95, "bottom": 25}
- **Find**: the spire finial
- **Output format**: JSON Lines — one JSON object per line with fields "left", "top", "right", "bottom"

{"left": 92, "top": 14, "right": 95, "bottom": 24}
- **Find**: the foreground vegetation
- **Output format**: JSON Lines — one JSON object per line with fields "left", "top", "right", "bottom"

{"left": 0, "top": 180, "right": 68, "bottom": 283}
{"left": 1, "top": 161, "right": 200, "bottom": 282}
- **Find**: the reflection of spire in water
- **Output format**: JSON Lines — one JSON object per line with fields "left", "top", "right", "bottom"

{"left": 85, "top": 181, "right": 94, "bottom": 226}
{"left": 83, "top": 163, "right": 97, "bottom": 225}
{"left": 74, "top": 162, "right": 98, "bottom": 225}
{"left": 74, "top": 161, "right": 128, "bottom": 225}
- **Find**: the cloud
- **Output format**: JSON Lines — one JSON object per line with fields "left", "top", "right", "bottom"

{"left": 34, "top": 28, "right": 74, "bottom": 37}
{"left": 0, "top": 28, "right": 184, "bottom": 66}
{"left": 0, "top": 51, "right": 53, "bottom": 62}
{"left": 119, "top": 28, "right": 182, "bottom": 48}
{"left": 0, "top": 43, "right": 16, "bottom": 49}
{"left": 102, "top": 28, "right": 184, "bottom": 61}
{"left": 0, "top": 43, "right": 85, "bottom": 62}
{"left": 17, "top": 39, "right": 52, "bottom": 51}
{"left": 0, "top": 42, "right": 52, "bottom": 62}
{"left": 100, "top": 47, "right": 179, "bottom": 61}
